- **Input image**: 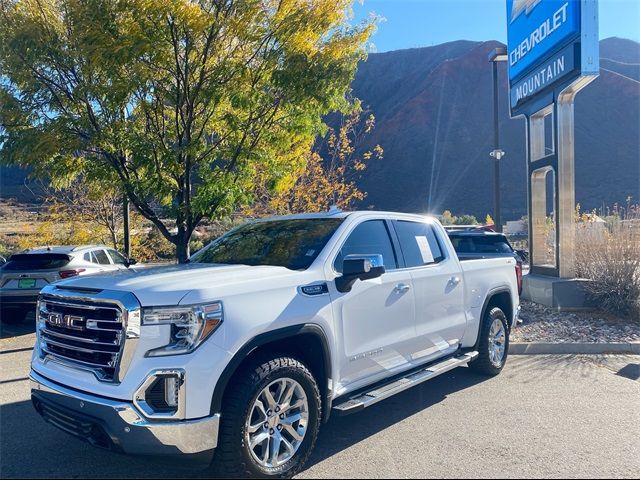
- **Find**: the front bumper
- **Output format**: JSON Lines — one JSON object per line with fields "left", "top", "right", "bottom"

{"left": 30, "top": 370, "right": 220, "bottom": 463}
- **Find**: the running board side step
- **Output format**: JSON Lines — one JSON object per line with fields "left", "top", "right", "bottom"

{"left": 332, "top": 351, "right": 478, "bottom": 415}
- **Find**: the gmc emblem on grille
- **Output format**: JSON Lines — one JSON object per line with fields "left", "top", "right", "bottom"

{"left": 47, "top": 313, "right": 84, "bottom": 330}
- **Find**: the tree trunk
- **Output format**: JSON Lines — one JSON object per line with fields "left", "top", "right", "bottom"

{"left": 175, "top": 228, "right": 190, "bottom": 264}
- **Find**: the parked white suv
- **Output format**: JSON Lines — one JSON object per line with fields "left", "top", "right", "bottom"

{"left": 0, "top": 245, "right": 135, "bottom": 323}
{"left": 30, "top": 211, "right": 519, "bottom": 478}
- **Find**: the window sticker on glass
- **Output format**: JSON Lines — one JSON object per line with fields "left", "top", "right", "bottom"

{"left": 415, "top": 236, "right": 434, "bottom": 264}
{"left": 305, "top": 249, "right": 316, "bottom": 256}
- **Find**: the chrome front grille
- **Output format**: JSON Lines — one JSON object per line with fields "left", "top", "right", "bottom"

{"left": 38, "top": 299, "right": 123, "bottom": 381}
{"left": 36, "top": 287, "right": 141, "bottom": 383}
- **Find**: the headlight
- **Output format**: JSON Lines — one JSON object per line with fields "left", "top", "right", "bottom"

{"left": 142, "top": 302, "right": 223, "bottom": 357}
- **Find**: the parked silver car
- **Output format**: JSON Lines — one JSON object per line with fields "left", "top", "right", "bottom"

{"left": 0, "top": 245, "right": 136, "bottom": 323}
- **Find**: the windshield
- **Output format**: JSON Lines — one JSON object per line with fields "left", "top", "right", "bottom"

{"left": 191, "top": 218, "right": 344, "bottom": 270}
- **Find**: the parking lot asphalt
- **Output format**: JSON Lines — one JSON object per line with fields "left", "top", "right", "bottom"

{"left": 1, "top": 327, "right": 639, "bottom": 479}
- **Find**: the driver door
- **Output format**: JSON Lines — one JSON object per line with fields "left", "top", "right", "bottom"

{"left": 328, "top": 219, "right": 417, "bottom": 392}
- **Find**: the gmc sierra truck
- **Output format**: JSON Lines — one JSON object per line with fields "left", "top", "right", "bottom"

{"left": 30, "top": 210, "right": 520, "bottom": 478}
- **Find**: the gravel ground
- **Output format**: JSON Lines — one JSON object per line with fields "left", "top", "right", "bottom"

{"left": 513, "top": 300, "right": 640, "bottom": 343}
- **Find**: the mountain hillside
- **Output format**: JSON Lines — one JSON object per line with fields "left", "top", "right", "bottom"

{"left": 350, "top": 37, "right": 640, "bottom": 219}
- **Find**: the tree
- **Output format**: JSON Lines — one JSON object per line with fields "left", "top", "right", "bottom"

{"left": 248, "top": 107, "right": 383, "bottom": 215}
{"left": 439, "top": 210, "right": 478, "bottom": 226}
{"left": 36, "top": 178, "right": 125, "bottom": 250}
{"left": 455, "top": 214, "right": 478, "bottom": 225}
{"left": 17, "top": 177, "right": 176, "bottom": 262}
{"left": 0, "top": 0, "right": 374, "bottom": 262}
{"left": 440, "top": 210, "right": 455, "bottom": 225}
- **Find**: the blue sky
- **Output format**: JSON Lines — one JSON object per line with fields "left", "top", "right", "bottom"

{"left": 352, "top": 0, "right": 640, "bottom": 52}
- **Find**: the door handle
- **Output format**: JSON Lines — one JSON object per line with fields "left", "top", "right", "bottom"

{"left": 449, "top": 276, "right": 461, "bottom": 286}
{"left": 395, "top": 283, "right": 411, "bottom": 293}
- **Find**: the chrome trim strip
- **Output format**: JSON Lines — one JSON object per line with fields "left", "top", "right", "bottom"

{"left": 42, "top": 337, "right": 119, "bottom": 358}
{"left": 41, "top": 299, "right": 121, "bottom": 312}
{"left": 41, "top": 328, "right": 118, "bottom": 346}
{"left": 41, "top": 347, "right": 115, "bottom": 372}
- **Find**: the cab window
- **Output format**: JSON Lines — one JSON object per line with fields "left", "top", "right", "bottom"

{"left": 334, "top": 220, "right": 398, "bottom": 272}
{"left": 93, "top": 249, "right": 111, "bottom": 265}
{"left": 108, "top": 249, "right": 128, "bottom": 265}
{"left": 394, "top": 221, "right": 445, "bottom": 267}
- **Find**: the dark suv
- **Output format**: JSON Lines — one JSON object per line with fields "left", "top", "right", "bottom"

{"left": 446, "top": 229, "right": 523, "bottom": 295}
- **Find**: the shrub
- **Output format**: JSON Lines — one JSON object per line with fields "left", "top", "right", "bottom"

{"left": 576, "top": 205, "right": 640, "bottom": 321}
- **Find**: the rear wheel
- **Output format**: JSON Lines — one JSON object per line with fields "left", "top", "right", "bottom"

{"left": 470, "top": 307, "right": 509, "bottom": 376}
{"left": 214, "top": 356, "right": 321, "bottom": 478}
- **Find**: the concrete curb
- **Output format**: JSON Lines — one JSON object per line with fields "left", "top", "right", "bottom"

{"left": 510, "top": 342, "right": 640, "bottom": 355}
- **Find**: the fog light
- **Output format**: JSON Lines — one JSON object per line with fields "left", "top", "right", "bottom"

{"left": 134, "top": 369, "right": 185, "bottom": 419}
{"left": 164, "top": 376, "right": 179, "bottom": 408}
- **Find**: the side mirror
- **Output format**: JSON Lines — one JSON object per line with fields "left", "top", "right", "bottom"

{"left": 335, "top": 254, "right": 385, "bottom": 293}
{"left": 126, "top": 258, "right": 138, "bottom": 267}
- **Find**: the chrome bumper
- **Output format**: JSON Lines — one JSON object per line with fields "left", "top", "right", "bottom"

{"left": 30, "top": 370, "right": 219, "bottom": 463}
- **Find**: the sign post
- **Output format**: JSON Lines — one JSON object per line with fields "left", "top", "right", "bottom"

{"left": 507, "top": 0, "right": 599, "bottom": 307}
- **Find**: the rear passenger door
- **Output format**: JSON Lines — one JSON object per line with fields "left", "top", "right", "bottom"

{"left": 392, "top": 220, "right": 466, "bottom": 362}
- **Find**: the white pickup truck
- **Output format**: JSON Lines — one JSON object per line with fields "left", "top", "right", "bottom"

{"left": 30, "top": 210, "right": 520, "bottom": 478}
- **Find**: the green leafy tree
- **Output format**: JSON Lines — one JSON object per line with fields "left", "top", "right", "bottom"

{"left": 455, "top": 214, "right": 478, "bottom": 225}
{"left": 0, "top": 0, "right": 373, "bottom": 262}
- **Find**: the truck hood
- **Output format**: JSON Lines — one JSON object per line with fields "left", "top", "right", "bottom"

{"left": 53, "top": 263, "right": 301, "bottom": 306}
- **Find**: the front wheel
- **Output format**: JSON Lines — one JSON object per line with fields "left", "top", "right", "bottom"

{"left": 470, "top": 307, "right": 509, "bottom": 376}
{"left": 214, "top": 356, "right": 321, "bottom": 478}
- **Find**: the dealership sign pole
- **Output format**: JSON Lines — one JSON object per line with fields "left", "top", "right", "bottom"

{"left": 507, "top": 0, "right": 598, "bottom": 303}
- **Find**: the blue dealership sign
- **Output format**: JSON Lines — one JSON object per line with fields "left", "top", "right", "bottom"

{"left": 507, "top": 0, "right": 580, "bottom": 81}
{"left": 510, "top": 44, "right": 577, "bottom": 109}
{"left": 507, "top": 0, "right": 599, "bottom": 115}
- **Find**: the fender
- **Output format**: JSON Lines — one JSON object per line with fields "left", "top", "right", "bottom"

{"left": 472, "top": 286, "right": 514, "bottom": 350}
{"left": 210, "top": 324, "right": 333, "bottom": 422}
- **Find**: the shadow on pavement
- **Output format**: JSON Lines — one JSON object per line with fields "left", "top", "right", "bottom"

{"left": 0, "top": 395, "right": 205, "bottom": 479}
{"left": 1, "top": 309, "right": 36, "bottom": 339}
{"left": 303, "top": 367, "right": 488, "bottom": 472}
{"left": 0, "top": 368, "right": 489, "bottom": 478}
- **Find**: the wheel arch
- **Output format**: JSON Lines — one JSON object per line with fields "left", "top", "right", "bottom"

{"left": 210, "top": 324, "right": 333, "bottom": 423}
{"left": 474, "top": 287, "right": 514, "bottom": 350}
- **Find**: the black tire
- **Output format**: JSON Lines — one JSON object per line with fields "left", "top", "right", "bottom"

{"left": 470, "top": 307, "right": 509, "bottom": 376}
{"left": 214, "top": 356, "right": 321, "bottom": 479}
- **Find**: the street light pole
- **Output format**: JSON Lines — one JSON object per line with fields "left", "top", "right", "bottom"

{"left": 488, "top": 47, "right": 507, "bottom": 232}
{"left": 123, "top": 193, "right": 130, "bottom": 258}
{"left": 492, "top": 60, "right": 502, "bottom": 232}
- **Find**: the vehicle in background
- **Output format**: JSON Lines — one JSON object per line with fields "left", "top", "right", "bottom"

{"left": 446, "top": 229, "right": 523, "bottom": 296}
{"left": 444, "top": 224, "right": 496, "bottom": 233}
{"left": 0, "top": 245, "right": 136, "bottom": 324}
{"left": 515, "top": 248, "right": 529, "bottom": 265}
